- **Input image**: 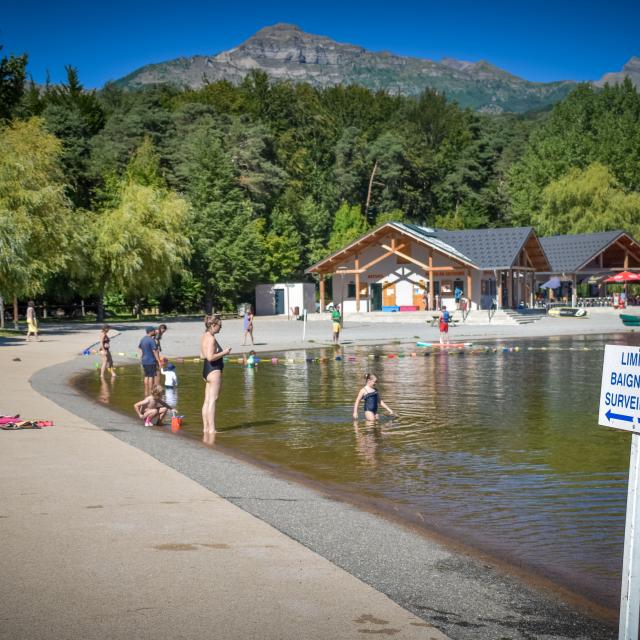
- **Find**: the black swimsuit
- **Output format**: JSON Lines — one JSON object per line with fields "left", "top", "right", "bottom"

{"left": 363, "top": 390, "right": 379, "bottom": 414}
{"left": 203, "top": 340, "right": 224, "bottom": 379}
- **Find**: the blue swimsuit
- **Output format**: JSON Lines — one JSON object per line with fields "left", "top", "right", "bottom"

{"left": 363, "top": 390, "right": 379, "bottom": 414}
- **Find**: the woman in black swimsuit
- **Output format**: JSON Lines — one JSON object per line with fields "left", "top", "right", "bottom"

{"left": 353, "top": 373, "right": 394, "bottom": 422}
{"left": 200, "top": 315, "right": 231, "bottom": 434}
{"left": 99, "top": 324, "right": 116, "bottom": 378}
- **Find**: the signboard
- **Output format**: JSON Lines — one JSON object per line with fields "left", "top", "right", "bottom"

{"left": 599, "top": 345, "right": 640, "bottom": 433}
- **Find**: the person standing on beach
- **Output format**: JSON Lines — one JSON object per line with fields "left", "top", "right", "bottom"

{"left": 99, "top": 324, "right": 117, "bottom": 378}
{"left": 139, "top": 327, "right": 161, "bottom": 394}
{"left": 439, "top": 305, "right": 450, "bottom": 345}
{"left": 242, "top": 306, "right": 254, "bottom": 346}
{"left": 25, "top": 301, "right": 39, "bottom": 342}
{"left": 155, "top": 324, "right": 167, "bottom": 353}
{"left": 332, "top": 305, "right": 342, "bottom": 344}
{"left": 201, "top": 316, "right": 232, "bottom": 434}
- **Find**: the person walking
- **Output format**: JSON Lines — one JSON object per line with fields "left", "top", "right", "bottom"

{"left": 155, "top": 324, "right": 167, "bottom": 353}
{"left": 139, "top": 327, "right": 161, "bottom": 394}
{"left": 99, "top": 324, "right": 117, "bottom": 378}
{"left": 201, "top": 316, "right": 232, "bottom": 434}
{"left": 353, "top": 373, "right": 394, "bottom": 422}
{"left": 331, "top": 305, "right": 342, "bottom": 344}
{"left": 242, "top": 306, "right": 254, "bottom": 346}
{"left": 439, "top": 305, "right": 451, "bottom": 345}
{"left": 25, "top": 301, "right": 39, "bottom": 342}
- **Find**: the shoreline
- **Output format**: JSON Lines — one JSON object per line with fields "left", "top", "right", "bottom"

{"left": 72, "top": 340, "right": 619, "bottom": 624}
{"left": 37, "top": 348, "right": 616, "bottom": 639}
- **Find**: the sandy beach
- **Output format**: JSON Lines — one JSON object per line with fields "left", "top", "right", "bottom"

{"left": 1, "top": 311, "right": 626, "bottom": 640}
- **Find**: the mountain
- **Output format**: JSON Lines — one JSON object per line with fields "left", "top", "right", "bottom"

{"left": 115, "top": 23, "right": 580, "bottom": 113}
{"left": 595, "top": 56, "right": 640, "bottom": 88}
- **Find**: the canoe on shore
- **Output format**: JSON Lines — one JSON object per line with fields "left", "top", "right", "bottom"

{"left": 548, "top": 307, "right": 588, "bottom": 318}
{"left": 620, "top": 313, "right": 640, "bottom": 326}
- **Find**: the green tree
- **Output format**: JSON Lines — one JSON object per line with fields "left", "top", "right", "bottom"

{"left": 535, "top": 163, "right": 640, "bottom": 237}
{"left": 0, "top": 46, "right": 27, "bottom": 121}
{"left": 262, "top": 207, "right": 302, "bottom": 282}
{"left": 182, "top": 125, "right": 265, "bottom": 311}
{"left": 328, "top": 202, "right": 368, "bottom": 252}
{"left": 0, "top": 118, "right": 74, "bottom": 298}
{"left": 84, "top": 139, "right": 190, "bottom": 318}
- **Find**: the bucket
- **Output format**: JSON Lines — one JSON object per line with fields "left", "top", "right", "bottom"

{"left": 171, "top": 416, "right": 183, "bottom": 432}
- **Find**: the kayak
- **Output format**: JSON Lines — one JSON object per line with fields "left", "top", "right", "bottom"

{"left": 548, "top": 307, "right": 588, "bottom": 318}
{"left": 620, "top": 314, "right": 640, "bottom": 326}
{"left": 417, "top": 342, "right": 472, "bottom": 348}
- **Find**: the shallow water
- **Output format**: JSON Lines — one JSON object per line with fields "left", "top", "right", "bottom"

{"left": 77, "top": 334, "right": 637, "bottom": 611}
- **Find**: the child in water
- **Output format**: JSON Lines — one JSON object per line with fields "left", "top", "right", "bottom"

{"left": 353, "top": 373, "right": 394, "bottom": 421}
{"left": 243, "top": 350, "right": 258, "bottom": 368}
{"left": 134, "top": 384, "right": 172, "bottom": 427}
{"left": 161, "top": 358, "right": 178, "bottom": 387}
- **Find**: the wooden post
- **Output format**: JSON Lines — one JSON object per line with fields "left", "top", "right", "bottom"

{"left": 507, "top": 271, "right": 513, "bottom": 309}
{"left": 13, "top": 295, "right": 19, "bottom": 330}
{"left": 355, "top": 256, "right": 361, "bottom": 312}
{"left": 497, "top": 272, "right": 502, "bottom": 310}
{"left": 428, "top": 249, "right": 434, "bottom": 311}
{"left": 625, "top": 252, "right": 630, "bottom": 303}
{"left": 465, "top": 269, "right": 472, "bottom": 310}
{"left": 572, "top": 274, "right": 578, "bottom": 307}
{"left": 319, "top": 277, "right": 325, "bottom": 312}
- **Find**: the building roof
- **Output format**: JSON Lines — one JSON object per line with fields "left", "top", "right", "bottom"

{"left": 539, "top": 230, "right": 626, "bottom": 272}
{"left": 306, "top": 222, "right": 553, "bottom": 274}
{"left": 400, "top": 224, "right": 544, "bottom": 270}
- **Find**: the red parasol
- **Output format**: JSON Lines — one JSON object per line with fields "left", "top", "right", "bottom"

{"left": 603, "top": 271, "right": 640, "bottom": 283}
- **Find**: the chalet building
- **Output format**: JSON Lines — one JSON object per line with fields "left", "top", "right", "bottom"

{"left": 539, "top": 230, "right": 640, "bottom": 305}
{"left": 305, "top": 223, "right": 550, "bottom": 312}
{"left": 306, "top": 224, "right": 640, "bottom": 312}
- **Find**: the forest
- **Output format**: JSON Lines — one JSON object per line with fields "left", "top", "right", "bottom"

{"left": 2, "top": 47, "right": 640, "bottom": 315}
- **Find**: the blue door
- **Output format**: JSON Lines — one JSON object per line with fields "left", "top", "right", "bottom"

{"left": 274, "top": 289, "right": 284, "bottom": 315}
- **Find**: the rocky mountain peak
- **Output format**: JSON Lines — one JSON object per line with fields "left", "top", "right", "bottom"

{"left": 595, "top": 56, "right": 640, "bottom": 88}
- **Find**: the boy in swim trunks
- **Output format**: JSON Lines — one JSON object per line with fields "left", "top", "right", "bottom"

{"left": 353, "top": 373, "right": 394, "bottom": 422}
{"left": 332, "top": 305, "right": 342, "bottom": 344}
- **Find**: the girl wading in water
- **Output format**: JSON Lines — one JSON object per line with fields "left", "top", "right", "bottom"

{"left": 99, "top": 324, "right": 117, "bottom": 378}
{"left": 353, "top": 373, "right": 394, "bottom": 422}
{"left": 200, "top": 315, "right": 232, "bottom": 434}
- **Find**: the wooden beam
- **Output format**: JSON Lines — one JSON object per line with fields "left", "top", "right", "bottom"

{"left": 319, "top": 277, "right": 325, "bottom": 312}
{"left": 355, "top": 256, "right": 361, "bottom": 312}
{"left": 466, "top": 269, "right": 472, "bottom": 307}
{"left": 358, "top": 243, "right": 406, "bottom": 272}
{"left": 615, "top": 240, "right": 640, "bottom": 265}
{"left": 428, "top": 249, "right": 434, "bottom": 310}
{"left": 496, "top": 272, "right": 502, "bottom": 310}
{"left": 625, "top": 251, "right": 630, "bottom": 270}
{"left": 507, "top": 271, "right": 513, "bottom": 308}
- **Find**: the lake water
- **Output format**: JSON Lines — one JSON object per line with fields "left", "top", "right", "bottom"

{"left": 76, "top": 333, "right": 637, "bottom": 612}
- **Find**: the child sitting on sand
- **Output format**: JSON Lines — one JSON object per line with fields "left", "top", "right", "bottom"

{"left": 134, "top": 385, "right": 171, "bottom": 427}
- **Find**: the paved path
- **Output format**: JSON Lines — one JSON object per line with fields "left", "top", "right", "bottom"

{"left": 0, "top": 329, "right": 448, "bottom": 640}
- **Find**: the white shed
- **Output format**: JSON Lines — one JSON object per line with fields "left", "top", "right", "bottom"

{"left": 255, "top": 283, "right": 316, "bottom": 317}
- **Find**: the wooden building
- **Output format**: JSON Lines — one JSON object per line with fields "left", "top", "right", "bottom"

{"left": 305, "top": 223, "right": 551, "bottom": 312}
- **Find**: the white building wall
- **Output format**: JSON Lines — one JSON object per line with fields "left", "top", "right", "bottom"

{"left": 255, "top": 283, "right": 316, "bottom": 316}
{"left": 327, "top": 233, "right": 483, "bottom": 313}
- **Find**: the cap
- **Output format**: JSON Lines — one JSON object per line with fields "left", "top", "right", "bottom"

{"left": 146, "top": 326, "right": 156, "bottom": 334}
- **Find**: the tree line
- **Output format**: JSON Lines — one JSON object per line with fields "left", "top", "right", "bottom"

{"left": 2, "top": 45, "right": 640, "bottom": 316}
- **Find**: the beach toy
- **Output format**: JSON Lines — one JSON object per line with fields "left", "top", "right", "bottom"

{"left": 194, "top": 357, "right": 201, "bottom": 363}
{"left": 236, "top": 357, "right": 244, "bottom": 364}
{"left": 93, "top": 362, "right": 100, "bottom": 369}
{"left": 335, "top": 356, "right": 342, "bottom": 361}
{"left": 368, "top": 354, "right": 375, "bottom": 359}
{"left": 171, "top": 415, "right": 183, "bottom": 433}
{"left": 118, "top": 352, "right": 125, "bottom": 356}
{"left": 416, "top": 341, "right": 431, "bottom": 347}
{"left": 271, "top": 357, "right": 278, "bottom": 364}
{"left": 411, "top": 352, "right": 417, "bottom": 357}
{"left": 387, "top": 354, "right": 396, "bottom": 359}
{"left": 348, "top": 356, "right": 356, "bottom": 361}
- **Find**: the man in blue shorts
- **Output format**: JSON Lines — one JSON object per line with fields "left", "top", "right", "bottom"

{"left": 139, "top": 327, "right": 161, "bottom": 393}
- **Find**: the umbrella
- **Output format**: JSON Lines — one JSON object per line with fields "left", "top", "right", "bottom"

{"left": 603, "top": 271, "right": 640, "bottom": 283}
{"left": 540, "top": 277, "right": 561, "bottom": 289}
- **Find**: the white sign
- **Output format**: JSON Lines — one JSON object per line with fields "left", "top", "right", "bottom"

{"left": 599, "top": 345, "right": 640, "bottom": 433}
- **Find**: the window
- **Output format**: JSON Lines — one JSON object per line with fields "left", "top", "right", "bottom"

{"left": 347, "top": 283, "right": 356, "bottom": 298}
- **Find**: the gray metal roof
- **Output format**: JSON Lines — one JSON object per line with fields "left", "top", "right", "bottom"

{"left": 540, "top": 230, "right": 624, "bottom": 272}
{"left": 399, "top": 224, "right": 536, "bottom": 269}
{"left": 392, "top": 223, "right": 475, "bottom": 266}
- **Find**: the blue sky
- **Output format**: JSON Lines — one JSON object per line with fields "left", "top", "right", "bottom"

{"left": 2, "top": 0, "right": 638, "bottom": 88}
